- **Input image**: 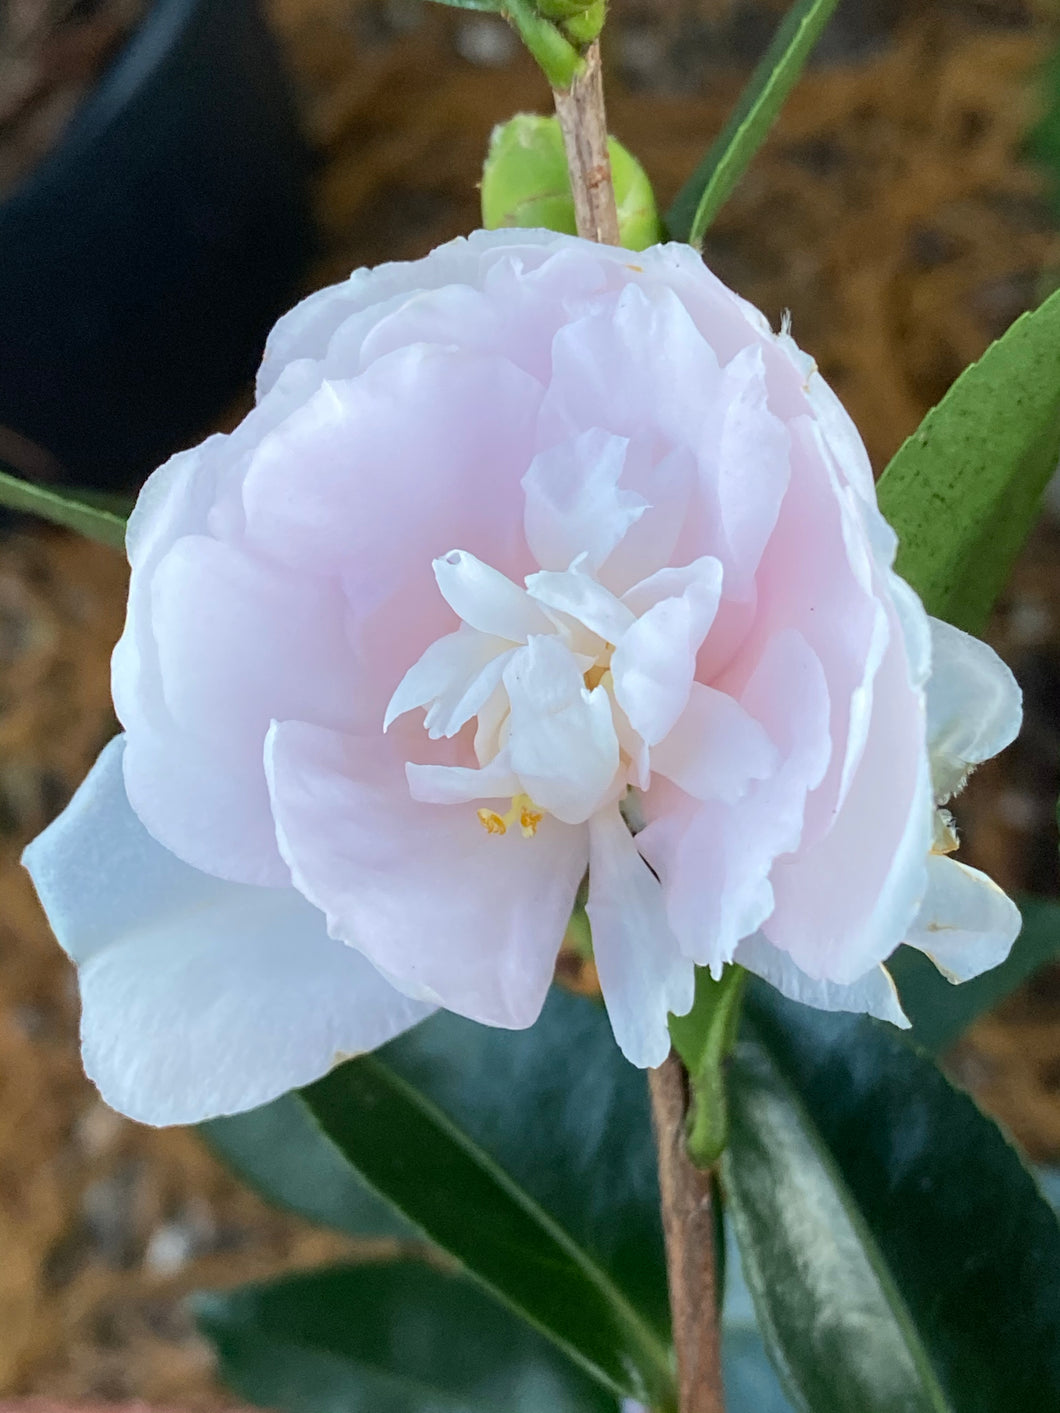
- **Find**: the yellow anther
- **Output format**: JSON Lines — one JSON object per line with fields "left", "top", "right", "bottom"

{"left": 477, "top": 793, "right": 544, "bottom": 840}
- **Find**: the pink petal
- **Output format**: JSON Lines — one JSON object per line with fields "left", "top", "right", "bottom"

{"left": 522, "top": 428, "right": 646, "bottom": 574}
{"left": 120, "top": 535, "right": 359, "bottom": 887}
{"left": 763, "top": 602, "right": 933, "bottom": 984}
{"left": 639, "top": 630, "right": 831, "bottom": 973}
{"left": 650, "top": 683, "right": 778, "bottom": 804}
{"left": 265, "top": 720, "right": 587, "bottom": 1029}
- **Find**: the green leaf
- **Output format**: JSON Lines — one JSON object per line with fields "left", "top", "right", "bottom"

{"left": 888, "top": 894, "right": 1060, "bottom": 1055}
{"left": 725, "top": 985, "right": 1060, "bottom": 1413}
{"left": 200, "top": 1093, "right": 414, "bottom": 1240}
{"left": 666, "top": 0, "right": 842, "bottom": 245}
{"left": 196, "top": 1260, "right": 620, "bottom": 1413}
{"left": 300, "top": 987, "right": 673, "bottom": 1407}
{"left": 877, "top": 285, "right": 1060, "bottom": 634}
{"left": 0, "top": 466, "right": 128, "bottom": 550}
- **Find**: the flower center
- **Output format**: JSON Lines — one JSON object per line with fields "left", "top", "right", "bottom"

{"left": 384, "top": 546, "right": 723, "bottom": 831}
{"left": 476, "top": 793, "right": 545, "bottom": 839}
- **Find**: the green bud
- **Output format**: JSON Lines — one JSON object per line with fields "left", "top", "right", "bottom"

{"left": 535, "top": 0, "right": 596, "bottom": 21}
{"left": 481, "top": 113, "right": 664, "bottom": 252}
{"left": 558, "top": 0, "right": 605, "bottom": 45}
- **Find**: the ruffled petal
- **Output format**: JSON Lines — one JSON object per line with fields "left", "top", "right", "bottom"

{"left": 433, "top": 550, "right": 551, "bottom": 641}
{"left": 22, "top": 738, "right": 433, "bottom": 1125}
{"left": 265, "top": 721, "right": 587, "bottom": 1029}
{"left": 734, "top": 932, "right": 908, "bottom": 1027}
{"left": 406, "top": 753, "right": 521, "bottom": 805}
{"left": 612, "top": 557, "right": 723, "bottom": 745}
{"left": 639, "top": 630, "right": 832, "bottom": 973}
{"left": 903, "top": 852, "right": 1021, "bottom": 982}
{"left": 526, "top": 563, "right": 636, "bottom": 645}
{"left": 504, "top": 637, "right": 620, "bottom": 824}
{"left": 711, "top": 345, "right": 792, "bottom": 598}
{"left": 650, "top": 683, "right": 778, "bottom": 804}
{"left": 764, "top": 599, "right": 934, "bottom": 985}
{"left": 119, "top": 534, "right": 359, "bottom": 886}
{"left": 384, "top": 627, "right": 514, "bottom": 738}
{"left": 522, "top": 428, "right": 647, "bottom": 573}
{"left": 926, "top": 617, "right": 1022, "bottom": 804}
{"left": 586, "top": 805, "right": 695, "bottom": 1068}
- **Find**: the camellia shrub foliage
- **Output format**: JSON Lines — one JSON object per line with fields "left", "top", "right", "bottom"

{"left": 8, "top": 0, "right": 1060, "bottom": 1409}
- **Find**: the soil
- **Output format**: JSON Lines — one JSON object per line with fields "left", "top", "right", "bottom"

{"left": 0, "top": 0, "right": 1059, "bottom": 1400}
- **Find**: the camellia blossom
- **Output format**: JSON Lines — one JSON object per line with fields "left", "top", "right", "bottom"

{"left": 24, "top": 230, "right": 1021, "bottom": 1125}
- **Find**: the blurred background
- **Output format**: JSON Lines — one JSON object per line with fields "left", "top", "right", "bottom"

{"left": 1, "top": 0, "right": 1060, "bottom": 1399}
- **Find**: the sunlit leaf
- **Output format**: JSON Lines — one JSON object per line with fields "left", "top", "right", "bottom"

{"left": 877, "top": 286, "right": 1060, "bottom": 633}
{"left": 667, "top": 0, "right": 842, "bottom": 245}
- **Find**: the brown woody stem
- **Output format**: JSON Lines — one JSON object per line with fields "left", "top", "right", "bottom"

{"left": 551, "top": 40, "right": 620, "bottom": 245}
{"left": 649, "top": 1054, "right": 726, "bottom": 1413}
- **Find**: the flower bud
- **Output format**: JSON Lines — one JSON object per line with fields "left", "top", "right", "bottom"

{"left": 481, "top": 113, "right": 663, "bottom": 252}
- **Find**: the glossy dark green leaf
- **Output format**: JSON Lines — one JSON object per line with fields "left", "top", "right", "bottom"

{"left": 721, "top": 1215, "right": 797, "bottom": 1413}
{"left": 726, "top": 985, "right": 1060, "bottom": 1413}
{"left": 0, "top": 466, "right": 128, "bottom": 550}
{"left": 666, "top": 0, "right": 841, "bottom": 245}
{"left": 200, "top": 1093, "right": 414, "bottom": 1240}
{"left": 877, "top": 285, "right": 1060, "bottom": 634}
{"left": 300, "top": 987, "right": 673, "bottom": 1407}
{"left": 888, "top": 894, "right": 1060, "bottom": 1055}
{"left": 196, "top": 1260, "right": 620, "bottom": 1413}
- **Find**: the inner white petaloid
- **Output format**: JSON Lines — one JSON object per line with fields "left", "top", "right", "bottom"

{"left": 383, "top": 542, "right": 777, "bottom": 835}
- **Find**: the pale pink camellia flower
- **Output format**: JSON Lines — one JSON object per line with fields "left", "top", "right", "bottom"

{"left": 23, "top": 230, "right": 1021, "bottom": 1124}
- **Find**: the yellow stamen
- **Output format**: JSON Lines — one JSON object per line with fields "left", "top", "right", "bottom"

{"left": 477, "top": 792, "right": 544, "bottom": 839}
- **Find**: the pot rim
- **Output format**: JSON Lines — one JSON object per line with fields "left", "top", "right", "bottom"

{"left": 2, "top": 0, "right": 209, "bottom": 212}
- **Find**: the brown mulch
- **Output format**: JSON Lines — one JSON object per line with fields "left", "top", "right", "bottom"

{"left": 1, "top": 0, "right": 1059, "bottom": 1400}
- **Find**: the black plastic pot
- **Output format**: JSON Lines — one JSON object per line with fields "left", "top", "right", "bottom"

{"left": 0, "top": 0, "right": 314, "bottom": 490}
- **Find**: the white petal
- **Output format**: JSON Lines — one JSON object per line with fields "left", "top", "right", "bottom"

{"left": 21, "top": 738, "right": 433, "bottom": 1124}
{"left": 612, "top": 558, "right": 723, "bottom": 746}
{"left": 406, "top": 753, "right": 520, "bottom": 805}
{"left": 587, "top": 806, "right": 695, "bottom": 1068}
{"left": 474, "top": 680, "right": 510, "bottom": 765}
{"left": 620, "top": 554, "right": 723, "bottom": 619}
{"left": 384, "top": 626, "right": 513, "bottom": 735}
{"left": 522, "top": 428, "right": 647, "bottom": 573}
{"left": 926, "top": 617, "right": 1022, "bottom": 804}
{"left": 903, "top": 852, "right": 1021, "bottom": 982}
{"left": 525, "top": 563, "right": 635, "bottom": 644}
{"left": 650, "top": 683, "right": 778, "bottom": 803}
{"left": 612, "top": 690, "right": 651, "bottom": 791}
{"left": 504, "top": 637, "right": 620, "bottom": 824}
{"left": 433, "top": 550, "right": 552, "bottom": 640}
{"left": 735, "top": 932, "right": 909, "bottom": 1027}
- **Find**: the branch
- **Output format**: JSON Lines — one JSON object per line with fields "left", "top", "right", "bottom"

{"left": 551, "top": 40, "right": 620, "bottom": 244}
{"left": 649, "top": 1054, "right": 726, "bottom": 1413}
